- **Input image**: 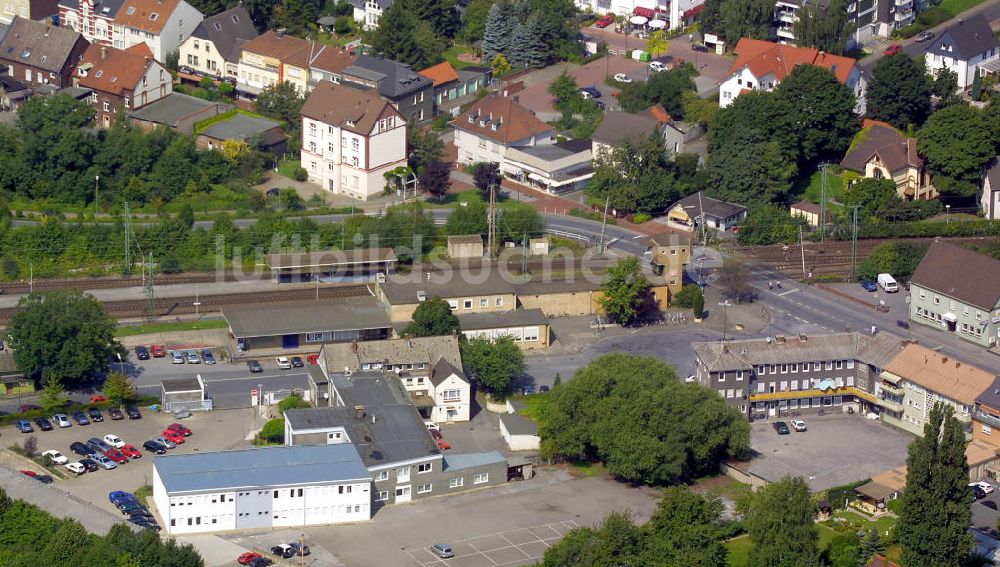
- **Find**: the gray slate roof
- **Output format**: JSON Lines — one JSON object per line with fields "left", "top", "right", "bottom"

{"left": 200, "top": 113, "right": 283, "bottom": 141}
{"left": 442, "top": 451, "right": 507, "bottom": 471}
{"left": 927, "top": 15, "right": 999, "bottom": 61}
{"left": 499, "top": 412, "right": 538, "bottom": 436}
{"left": 224, "top": 297, "right": 391, "bottom": 338}
{"left": 513, "top": 138, "right": 591, "bottom": 160}
{"left": 430, "top": 357, "right": 467, "bottom": 387}
{"left": 693, "top": 332, "right": 907, "bottom": 372}
{"left": 322, "top": 335, "right": 463, "bottom": 374}
{"left": 910, "top": 241, "right": 1000, "bottom": 311}
{"left": 456, "top": 308, "right": 549, "bottom": 331}
{"left": 976, "top": 377, "right": 1000, "bottom": 410}
{"left": 345, "top": 54, "right": 432, "bottom": 99}
{"left": 129, "top": 92, "right": 229, "bottom": 126}
{"left": 0, "top": 22, "right": 8, "bottom": 46}
{"left": 840, "top": 123, "right": 922, "bottom": 173}
{"left": 154, "top": 444, "right": 370, "bottom": 494}
{"left": 591, "top": 111, "right": 661, "bottom": 146}
{"left": 985, "top": 157, "right": 1000, "bottom": 193}
{"left": 671, "top": 191, "right": 746, "bottom": 221}
{"left": 0, "top": 17, "right": 85, "bottom": 74}
{"left": 58, "top": 0, "right": 126, "bottom": 19}
{"left": 188, "top": 5, "right": 258, "bottom": 63}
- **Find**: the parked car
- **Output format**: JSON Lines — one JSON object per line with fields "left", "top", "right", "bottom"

{"left": 134, "top": 346, "right": 150, "bottom": 360}
{"left": 167, "top": 423, "right": 193, "bottom": 436}
{"left": 248, "top": 360, "right": 263, "bottom": 373}
{"left": 649, "top": 61, "right": 667, "bottom": 72}
{"left": 692, "top": 43, "right": 710, "bottom": 53}
{"left": 429, "top": 428, "right": 443, "bottom": 440}
{"left": 171, "top": 351, "right": 185, "bottom": 364}
{"left": 125, "top": 406, "right": 142, "bottom": 420}
{"left": 202, "top": 350, "right": 216, "bottom": 364}
{"left": 91, "top": 454, "right": 117, "bottom": 470}
{"left": 65, "top": 462, "right": 86, "bottom": 475}
{"left": 288, "top": 543, "right": 310, "bottom": 557}
{"left": 291, "top": 356, "right": 304, "bottom": 368}
{"left": 109, "top": 491, "right": 137, "bottom": 505}
{"left": 307, "top": 354, "right": 320, "bottom": 364}
{"left": 129, "top": 516, "right": 161, "bottom": 530}
{"left": 971, "top": 481, "right": 995, "bottom": 495}
{"left": 150, "top": 344, "right": 166, "bottom": 358}
{"left": 121, "top": 444, "right": 142, "bottom": 459}
{"left": 118, "top": 501, "right": 146, "bottom": 515}
{"left": 238, "top": 552, "right": 263, "bottom": 565}
{"left": 276, "top": 356, "right": 292, "bottom": 369}
{"left": 89, "top": 395, "right": 108, "bottom": 404}
{"left": 108, "top": 407, "right": 124, "bottom": 420}
{"left": 70, "top": 442, "right": 95, "bottom": 456}
{"left": 860, "top": 280, "right": 877, "bottom": 292}
{"left": 790, "top": 419, "right": 807, "bottom": 432}
{"left": 185, "top": 350, "right": 201, "bottom": 364}
{"left": 161, "top": 430, "right": 185, "bottom": 444}
{"left": 71, "top": 411, "right": 90, "bottom": 426}
{"left": 155, "top": 435, "right": 177, "bottom": 449}
{"left": 612, "top": 73, "right": 632, "bottom": 83}
{"left": 143, "top": 440, "right": 167, "bottom": 454}
{"left": 78, "top": 458, "right": 99, "bottom": 472}
{"left": 33, "top": 417, "right": 53, "bottom": 431}
{"left": 972, "top": 485, "right": 987, "bottom": 500}
{"left": 20, "top": 470, "right": 53, "bottom": 484}
{"left": 88, "top": 438, "right": 113, "bottom": 452}
{"left": 539, "top": 385, "right": 550, "bottom": 393}
{"left": 430, "top": 544, "right": 455, "bottom": 559}
{"left": 52, "top": 414, "right": 72, "bottom": 428}
{"left": 42, "top": 450, "right": 68, "bottom": 465}
{"left": 271, "top": 544, "right": 295, "bottom": 559}
{"left": 595, "top": 13, "right": 614, "bottom": 27}
{"left": 247, "top": 558, "right": 273, "bottom": 567}
{"left": 915, "top": 31, "right": 935, "bottom": 42}
{"left": 436, "top": 439, "right": 452, "bottom": 450}
{"left": 522, "top": 385, "right": 535, "bottom": 395}
{"left": 883, "top": 43, "right": 902, "bottom": 56}
{"left": 103, "top": 434, "right": 125, "bottom": 448}
{"left": 104, "top": 449, "right": 129, "bottom": 464}
{"left": 15, "top": 420, "right": 33, "bottom": 433}
{"left": 19, "top": 404, "right": 41, "bottom": 413}
{"left": 772, "top": 421, "right": 790, "bottom": 435}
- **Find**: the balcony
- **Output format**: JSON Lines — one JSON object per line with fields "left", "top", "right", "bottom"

{"left": 749, "top": 386, "right": 878, "bottom": 404}
{"left": 776, "top": 26, "right": 796, "bottom": 40}
{"left": 878, "top": 396, "right": 903, "bottom": 413}
{"left": 777, "top": 11, "right": 797, "bottom": 23}
{"left": 880, "top": 381, "right": 902, "bottom": 396}
{"left": 894, "top": 9, "right": 914, "bottom": 22}
{"left": 977, "top": 410, "right": 1000, "bottom": 430}
{"left": 895, "top": 0, "right": 911, "bottom": 7}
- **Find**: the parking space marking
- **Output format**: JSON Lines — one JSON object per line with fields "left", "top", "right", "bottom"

{"left": 404, "top": 521, "right": 580, "bottom": 566}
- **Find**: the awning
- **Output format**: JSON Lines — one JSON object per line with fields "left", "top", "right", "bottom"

{"left": 630, "top": 15, "right": 649, "bottom": 25}
{"left": 683, "top": 4, "right": 705, "bottom": 19}
{"left": 632, "top": 6, "right": 655, "bottom": 17}
{"left": 649, "top": 19, "right": 666, "bottom": 29}
{"left": 818, "top": 379, "right": 834, "bottom": 391}
{"left": 235, "top": 83, "right": 263, "bottom": 95}
{"left": 855, "top": 480, "right": 895, "bottom": 501}
{"left": 942, "top": 312, "right": 958, "bottom": 323}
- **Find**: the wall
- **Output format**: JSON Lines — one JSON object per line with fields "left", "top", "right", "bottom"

{"left": 180, "top": 35, "right": 225, "bottom": 78}
{"left": 461, "top": 323, "right": 550, "bottom": 350}
{"left": 431, "top": 373, "right": 470, "bottom": 423}
{"left": 909, "top": 284, "right": 998, "bottom": 348}
{"left": 518, "top": 291, "right": 598, "bottom": 317}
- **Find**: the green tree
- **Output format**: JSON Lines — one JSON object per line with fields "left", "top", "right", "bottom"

{"left": 585, "top": 131, "right": 679, "bottom": 214}
{"left": 793, "top": 0, "right": 851, "bottom": 54}
{"left": 931, "top": 68, "right": 961, "bottom": 107}
{"left": 747, "top": 476, "right": 820, "bottom": 567}
{"left": 841, "top": 178, "right": 899, "bottom": 224}
{"left": 773, "top": 64, "right": 859, "bottom": 164}
{"left": 548, "top": 71, "right": 579, "bottom": 109}
{"left": 698, "top": 0, "right": 725, "bottom": 37}
{"left": 254, "top": 81, "right": 304, "bottom": 126}
{"left": 692, "top": 290, "right": 705, "bottom": 320}
{"left": 737, "top": 204, "right": 807, "bottom": 245}
{"left": 472, "top": 161, "right": 501, "bottom": 201}
{"left": 403, "top": 297, "right": 460, "bottom": 336}
{"left": 552, "top": 373, "right": 561, "bottom": 387}
{"left": 401, "top": 0, "right": 460, "bottom": 39}
{"left": 671, "top": 284, "right": 703, "bottom": 308}
{"left": 542, "top": 511, "right": 643, "bottom": 566}
{"left": 898, "top": 403, "right": 972, "bottom": 567}
{"left": 857, "top": 241, "right": 928, "bottom": 282}
{"left": 857, "top": 528, "right": 885, "bottom": 567}
{"left": 481, "top": 0, "right": 514, "bottom": 64}
{"left": 444, "top": 200, "right": 488, "bottom": 235}
{"left": 619, "top": 67, "right": 695, "bottom": 119}
{"left": 970, "top": 71, "right": 984, "bottom": 102}
{"left": 721, "top": 0, "right": 774, "bottom": 43}
{"left": 599, "top": 256, "right": 651, "bottom": 326}
{"left": 259, "top": 418, "right": 285, "bottom": 443}
{"left": 682, "top": 90, "right": 719, "bottom": 127}
{"left": 707, "top": 139, "right": 797, "bottom": 204}
{"left": 491, "top": 53, "right": 512, "bottom": 77}
{"left": 539, "top": 354, "right": 750, "bottom": 483}
{"left": 917, "top": 104, "right": 996, "bottom": 197}
{"left": 102, "top": 372, "right": 137, "bottom": 406}
{"left": 8, "top": 291, "right": 123, "bottom": 386}
{"left": 646, "top": 30, "right": 670, "bottom": 57}
{"left": 460, "top": 0, "right": 495, "bottom": 43}
{"left": 867, "top": 54, "right": 932, "bottom": 129}
{"left": 460, "top": 336, "right": 525, "bottom": 399}
{"left": 151, "top": 136, "right": 197, "bottom": 200}
{"left": 39, "top": 376, "right": 68, "bottom": 413}
{"left": 640, "top": 487, "right": 728, "bottom": 567}
{"left": 717, "top": 256, "right": 754, "bottom": 303}
{"left": 278, "top": 392, "right": 310, "bottom": 410}
{"left": 178, "top": 203, "right": 195, "bottom": 228}
{"left": 510, "top": 13, "right": 548, "bottom": 68}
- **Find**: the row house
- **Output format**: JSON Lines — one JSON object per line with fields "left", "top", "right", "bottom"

{"left": 840, "top": 120, "right": 936, "bottom": 202}
{"left": 58, "top": 0, "right": 124, "bottom": 46}
{"left": 453, "top": 93, "right": 555, "bottom": 170}
{"left": 0, "top": 16, "right": 88, "bottom": 89}
{"left": 1, "top": 0, "right": 58, "bottom": 24}
{"left": 924, "top": 15, "right": 999, "bottom": 90}
{"left": 875, "top": 342, "right": 994, "bottom": 437}
{"left": 235, "top": 29, "right": 357, "bottom": 100}
{"left": 908, "top": 241, "right": 1000, "bottom": 348}
{"left": 719, "top": 38, "right": 866, "bottom": 114}
{"left": 692, "top": 332, "right": 906, "bottom": 417}
{"left": 111, "top": 0, "right": 201, "bottom": 62}
{"left": 76, "top": 42, "right": 170, "bottom": 127}
{"left": 343, "top": 54, "right": 433, "bottom": 123}
{"left": 176, "top": 4, "right": 255, "bottom": 83}
{"left": 299, "top": 80, "right": 406, "bottom": 200}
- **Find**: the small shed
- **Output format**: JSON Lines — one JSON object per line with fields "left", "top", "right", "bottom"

{"left": 854, "top": 465, "right": 906, "bottom": 514}
{"left": 790, "top": 201, "right": 830, "bottom": 227}
{"left": 0, "top": 351, "right": 33, "bottom": 397}
{"left": 447, "top": 235, "right": 484, "bottom": 259}
{"left": 161, "top": 375, "right": 212, "bottom": 412}
{"left": 528, "top": 238, "right": 549, "bottom": 256}
{"left": 499, "top": 400, "right": 540, "bottom": 451}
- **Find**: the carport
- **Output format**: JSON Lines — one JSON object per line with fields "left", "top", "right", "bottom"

{"left": 160, "top": 376, "right": 212, "bottom": 412}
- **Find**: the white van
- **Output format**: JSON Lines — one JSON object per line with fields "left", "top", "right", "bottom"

{"left": 877, "top": 273, "right": 899, "bottom": 293}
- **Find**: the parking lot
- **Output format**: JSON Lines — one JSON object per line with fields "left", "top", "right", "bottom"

{"left": 749, "top": 414, "right": 914, "bottom": 491}
{"left": 405, "top": 521, "right": 580, "bottom": 567}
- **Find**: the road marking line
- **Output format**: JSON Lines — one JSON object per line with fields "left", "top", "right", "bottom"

{"left": 778, "top": 289, "right": 799, "bottom": 296}
{"left": 496, "top": 533, "right": 533, "bottom": 559}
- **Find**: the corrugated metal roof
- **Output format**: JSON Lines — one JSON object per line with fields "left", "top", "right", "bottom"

{"left": 154, "top": 444, "right": 369, "bottom": 494}
{"left": 442, "top": 451, "right": 507, "bottom": 471}
{"left": 224, "top": 297, "right": 390, "bottom": 338}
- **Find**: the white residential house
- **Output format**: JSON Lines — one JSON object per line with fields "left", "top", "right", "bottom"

{"left": 453, "top": 93, "right": 555, "bottom": 170}
{"left": 152, "top": 444, "right": 372, "bottom": 535}
{"left": 112, "top": 0, "right": 203, "bottom": 62}
{"left": 300, "top": 80, "right": 407, "bottom": 200}
{"left": 924, "top": 15, "right": 999, "bottom": 90}
{"left": 720, "top": 38, "right": 867, "bottom": 114}
{"left": 348, "top": 0, "right": 391, "bottom": 30}
{"left": 572, "top": 0, "right": 703, "bottom": 31}
{"left": 981, "top": 158, "right": 1000, "bottom": 220}
{"left": 177, "top": 5, "right": 257, "bottom": 82}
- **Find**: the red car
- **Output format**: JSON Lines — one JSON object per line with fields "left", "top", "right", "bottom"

{"left": 595, "top": 14, "right": 614, "bottom": 28}
{"left": 883, "top": 43, "right": 902, "bottom": 56}
{"left": 104, "top": 449, "right": 129, "bottom": 464}
{"left": 436, "top": 439, "right": 451, "bottom": 450}
{"left": 18, "top": 404, "right": 40, "bottom": 413}
{"left": 237, "top": 552, "right": 262, "bottom": 565}
{"left": 306, "top": 354, "right": 320, "bottom": 365}
{"left": 150, "top": 344, "right": 166, "bottom": 358}
{"left": 121, "top": 444, "right": 142, "bottom": 459}
{"left": 429, "top": 428, "right": 443, "bottom": 440}
{"left": 167, "top": 423, "right": 193, "bottom": 437}
{"left": 90, "top": 395, "right": 108, "bottom": 404}
{"left": 161, "top": 430, "right": 185, "bottom": 444}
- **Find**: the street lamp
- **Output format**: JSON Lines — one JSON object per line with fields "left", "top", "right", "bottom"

{"left": 718, "top": 300, "right": 732, "bottom": 342}
{"left": 94, "top": 175, "right": 100, "bottom": 217}
{"left": 945, "top": 204, "right": 951, "bottom": 224}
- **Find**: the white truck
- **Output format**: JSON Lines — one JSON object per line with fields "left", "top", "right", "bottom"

{"left": 877, "top": 273, "right": 899, "bottom": 293}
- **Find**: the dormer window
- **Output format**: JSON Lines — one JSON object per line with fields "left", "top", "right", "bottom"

{"left": 214, "top": 22, "right": 222, "bottom": 31}
{"left": 126, "top": 6, "right": 135, "bottom": 15}
{"left": 95, "top": 70, "right": 103, "bottom": 78}
{"left": 150, "top": 12, "right": 159, "bottom": 21}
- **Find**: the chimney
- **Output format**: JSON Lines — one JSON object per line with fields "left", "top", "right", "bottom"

{"left": 942, "top": 356, "right": 948, "bottom": 364}
{"left": 512, "top": 95, "right": 519, "bottom": 104}
{"left": 276, "top": 28, "right": 286, "bottom": 38}
{"left": 354, "top": 405, "right": 365, "bottom": 419}
{"left": 101, "top": 46, "right": 107, "bottom": 60}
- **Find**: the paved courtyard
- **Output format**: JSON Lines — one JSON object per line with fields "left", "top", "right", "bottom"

{"left": 748, "top": 414, "right": 914, "bottom": 491}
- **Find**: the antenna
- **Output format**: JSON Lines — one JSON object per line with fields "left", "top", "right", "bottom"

{"left": 144, "top": 252, "right": 155, "bottom": 322}
{"left": 487, "top": 174, "right": 497, "bottom": 258}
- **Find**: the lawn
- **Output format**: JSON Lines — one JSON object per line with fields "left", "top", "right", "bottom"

{"left": 276, "top": 160, "right": 304, "bottom": 181}
{"left": 831, "top": 509, "right": 896, "bottom": 536}
{"left": 444, "top": 44, "right": 475, "bottom": 70}
{"left": 414, "top": 189, "right": 536, "bottom": 211}
{"left": 938, "top": 0, "right": 987, "bottom": 15}
{"left": 798, "top": 169, "right": 846, "bottom": 206}
{"left": 115, "top": 319, "right": 229, "bottom": 337}
{"left": 726, "top": 525, "right": 840, "bottom": 567}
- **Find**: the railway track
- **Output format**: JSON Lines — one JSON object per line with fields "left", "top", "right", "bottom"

{"left": 0, "top": 284, "right": 371, "bottom": 323}
{"left": 0, "top": 273, "right": 234, "bottom": 295}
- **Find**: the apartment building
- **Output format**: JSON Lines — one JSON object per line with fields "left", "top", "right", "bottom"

{"left": 1, "top": 0, "right": 58, "bottom": 24}
{"left": 58, "top": 0, "right": 124, "bottom": 46}
{"left": 572, "top": 0, "right": 703, "bottom": 31}
{"left": 299, "top": 80, "right": 407, "bottom": 200}
{"left": 236, "top": 29, "right": 308, "bottom": 98}
{"left": 453, "top": 93, "right": 555, "bottom": 169}
{"left": 343, "top": 54, "right": 433, "bottom": 123}
{"left": 0, "top": 16, "right": 89, "bottom": 89}
{"left": 773, "top": 0, "right": 909, "bottom": 48}
{"left": 76, "top": 42, "right": 171, "bottom": 127}
{"left": 111, "top": 0, "right": 202, "bottom": 62}
{"left": 176, "top": 5, "right": 256, "bottom": 82}
{"left": 692, "top": 332, "right": 906, "bottom": 417}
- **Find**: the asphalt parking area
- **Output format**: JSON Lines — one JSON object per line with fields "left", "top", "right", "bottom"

{"left": 749, "top": 414, "right": 913, "bottom": 491}
{"left": 405, "top": 521, "right": 580, "bottom": 567}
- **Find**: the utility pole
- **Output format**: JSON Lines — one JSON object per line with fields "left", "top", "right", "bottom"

{"left": 28, "top": 263, "right": 33, "bottom": 294}
{"left": 124, "top": 202, "right": 133, "bottom": 276}
{"left": 94, "top": 175, "right": 100, "bottom": 218}
{"left": 194, "top": 283, "right": 201, "bottom": 317}
{"left": 144, "top": 252, "right": 155, "bottom": 322}
{"left": 486, "top": 179, "right": 497, "bottom": 258}
{"left": 521, "top": 233, "right": 528, "bottom": 275}
{"left": 697, "top": 190, "right": 707, "bottom": 288}
{"left": 819, "top": 163, "right": 828, "bottom": 242}
{"left": 850, "top": 205, "right": 861, "bottom": 282}
{"left": 798, "top": 225, "right": 806, "bottom": 278}
{"left": 598, "top": 196, "right": 610, "bottom": 255}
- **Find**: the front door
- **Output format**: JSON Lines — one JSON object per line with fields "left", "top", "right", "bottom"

{"left": 282, "top": 334, "right": 299, "bottom": 349}
{"left": 395, "top": 485, "right": 411, "bottom": 503}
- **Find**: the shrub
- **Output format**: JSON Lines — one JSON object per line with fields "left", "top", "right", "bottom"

{"left": 278, "top": 393, "right": 310, "bottom": 411}
{"left": 259, "top": 418, "right": 284, "bottom": 443}
{"left": 672, "top": 284, "right": 702, "bottom": 308}
{"left": 291, "top": 166, "right": 307, "bottom": 182}
{"left": 632, "top": 213, "right": 652, "bottom": 224}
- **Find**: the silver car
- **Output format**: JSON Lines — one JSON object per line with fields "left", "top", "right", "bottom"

{"left": 185, "top": 350, "right": 201, "bottom": 364}
{"left": 155, "top": 435, "right": 176, "bottom": 449}
{"left": 170, "top": 351, "right": 184, "bottom": 364}
{"left": 53, "top": 414, "right": 72, "bottom": 428}
{"left": 430, "top": 544, "right": 454, "bottom": 559}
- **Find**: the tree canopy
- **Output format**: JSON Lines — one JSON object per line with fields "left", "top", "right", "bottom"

{"left": 866, "top": 54, "right": 932, "bottom": 129}
{"left": 585, "top": 131, "right": 680, "bottom": 215}
{"left": 747, "top": 476, "right": 821, "bottom": 567}
{"left": 403, "top": 297, "right": 460, "bottom": 337}
{"left": 617, "top": 67, "right": 696, "bottom": 119}
{"left": 599, "top": 256, "right": 652, "bottom": 326}
{"left": 720, "top": 0, "right": 774, "bottom": 43}
{"left": 917, "top": 104, "right": 997, "bottom": 197}
{"left": 8, "top": 291, "right": 123, "bottom": 386}
{"left": 897, "top": 403, "right": 973, "bottom": 567}
{"left": 538, "top": 353, "right": 750, "bottom": 484}
{"left": 460, "top": 336, "right": 525, "bottom": 399}
{"left": 367, "top": 1, "right": 445, "bottom": 70}
{"left": 856, "top": 241, "right": 928, "bottom": 282}
{"left": 792, "top": 0, "right": 851, "bottom": 54}
{"left": 481, "top": 0, "right": 580, "bottom": 68}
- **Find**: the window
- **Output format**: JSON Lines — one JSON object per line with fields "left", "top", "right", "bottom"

{"left": 802, "top": 363, "right": 809, "bottom": 373}
{"left": 768, "top": 364, "right": 776, "bottom": 374}
{"left": 718, "top": 372, "right": 725, "bottom": 382}
{"left": 102, "top": 101, "right": 109, "bottom": 112}
{"left": 496, "top": 297, "right": 504, "bottom": 307}
{"left": 447, "top": 299, "right": 458, "bottom": 310}
{"left": 757, "top": 365, "right": 765, "bottom": 375}
{"left": 417, "top": 483, "right": 432, "bottom": 494}
{"left": 397, "top": 467, "right": 410, "bottom": 482}
{"left": 736, "top": 370, "right": 744, "bottom": 381}
{"left": 983, "top": 424, "right": 992, "bottom": 435}
{"left": 790, "top": 363, "right": 798, "bottom": 372}
{"left": 375, "top": 470, "right": 389, "bottom": 481}
{"left": 449, "top": 478, "right": 464, "bottom": 488}
{"left": 523, "top": 326, "right": 539, "bottom": 342}
{"left": 813, "top": 362, "right": 821, "bottom": 371}
{"left": 825, "top": 361, "right": 833, "bottom": 370}
{"left": 376, "top": 490, "right": 389, "bottom": 501}
{"left": 442, "top": 389, "right": 461, "bottom": 401}
{"left": 417, "top": 462, "right": 433, "bottom": 474}
{"left": 846, "top": 360, "right": 855, "bottom": 369}
{"left": 463, "top": 299, "right": 473, "bottom": 309}
{"left": 474, "top": 473, "right": 489, "bottom": 484}
{"left": 780, "top": 364, "right": 788, "bottom": 374}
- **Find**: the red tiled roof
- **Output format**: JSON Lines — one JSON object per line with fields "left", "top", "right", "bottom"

{"left": 729, "top": 38, "right": 858, "bottom": 85}
{"left": 77, "top": 43, "right": 153, "bottom": 96}
{"left": 114, "top": 0, "right": 179, "bottom": 34}
{"left": 418, "top": 61, "right": 459, "bottom": 87}
{"left": 453, "top": 94, "right": 552, "bottom": 145}
{"left": 241, "top": 30, "right": 311, "bottom": 63}
{"left": 126, "top": 42, "right": 154, "bottom": 59}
